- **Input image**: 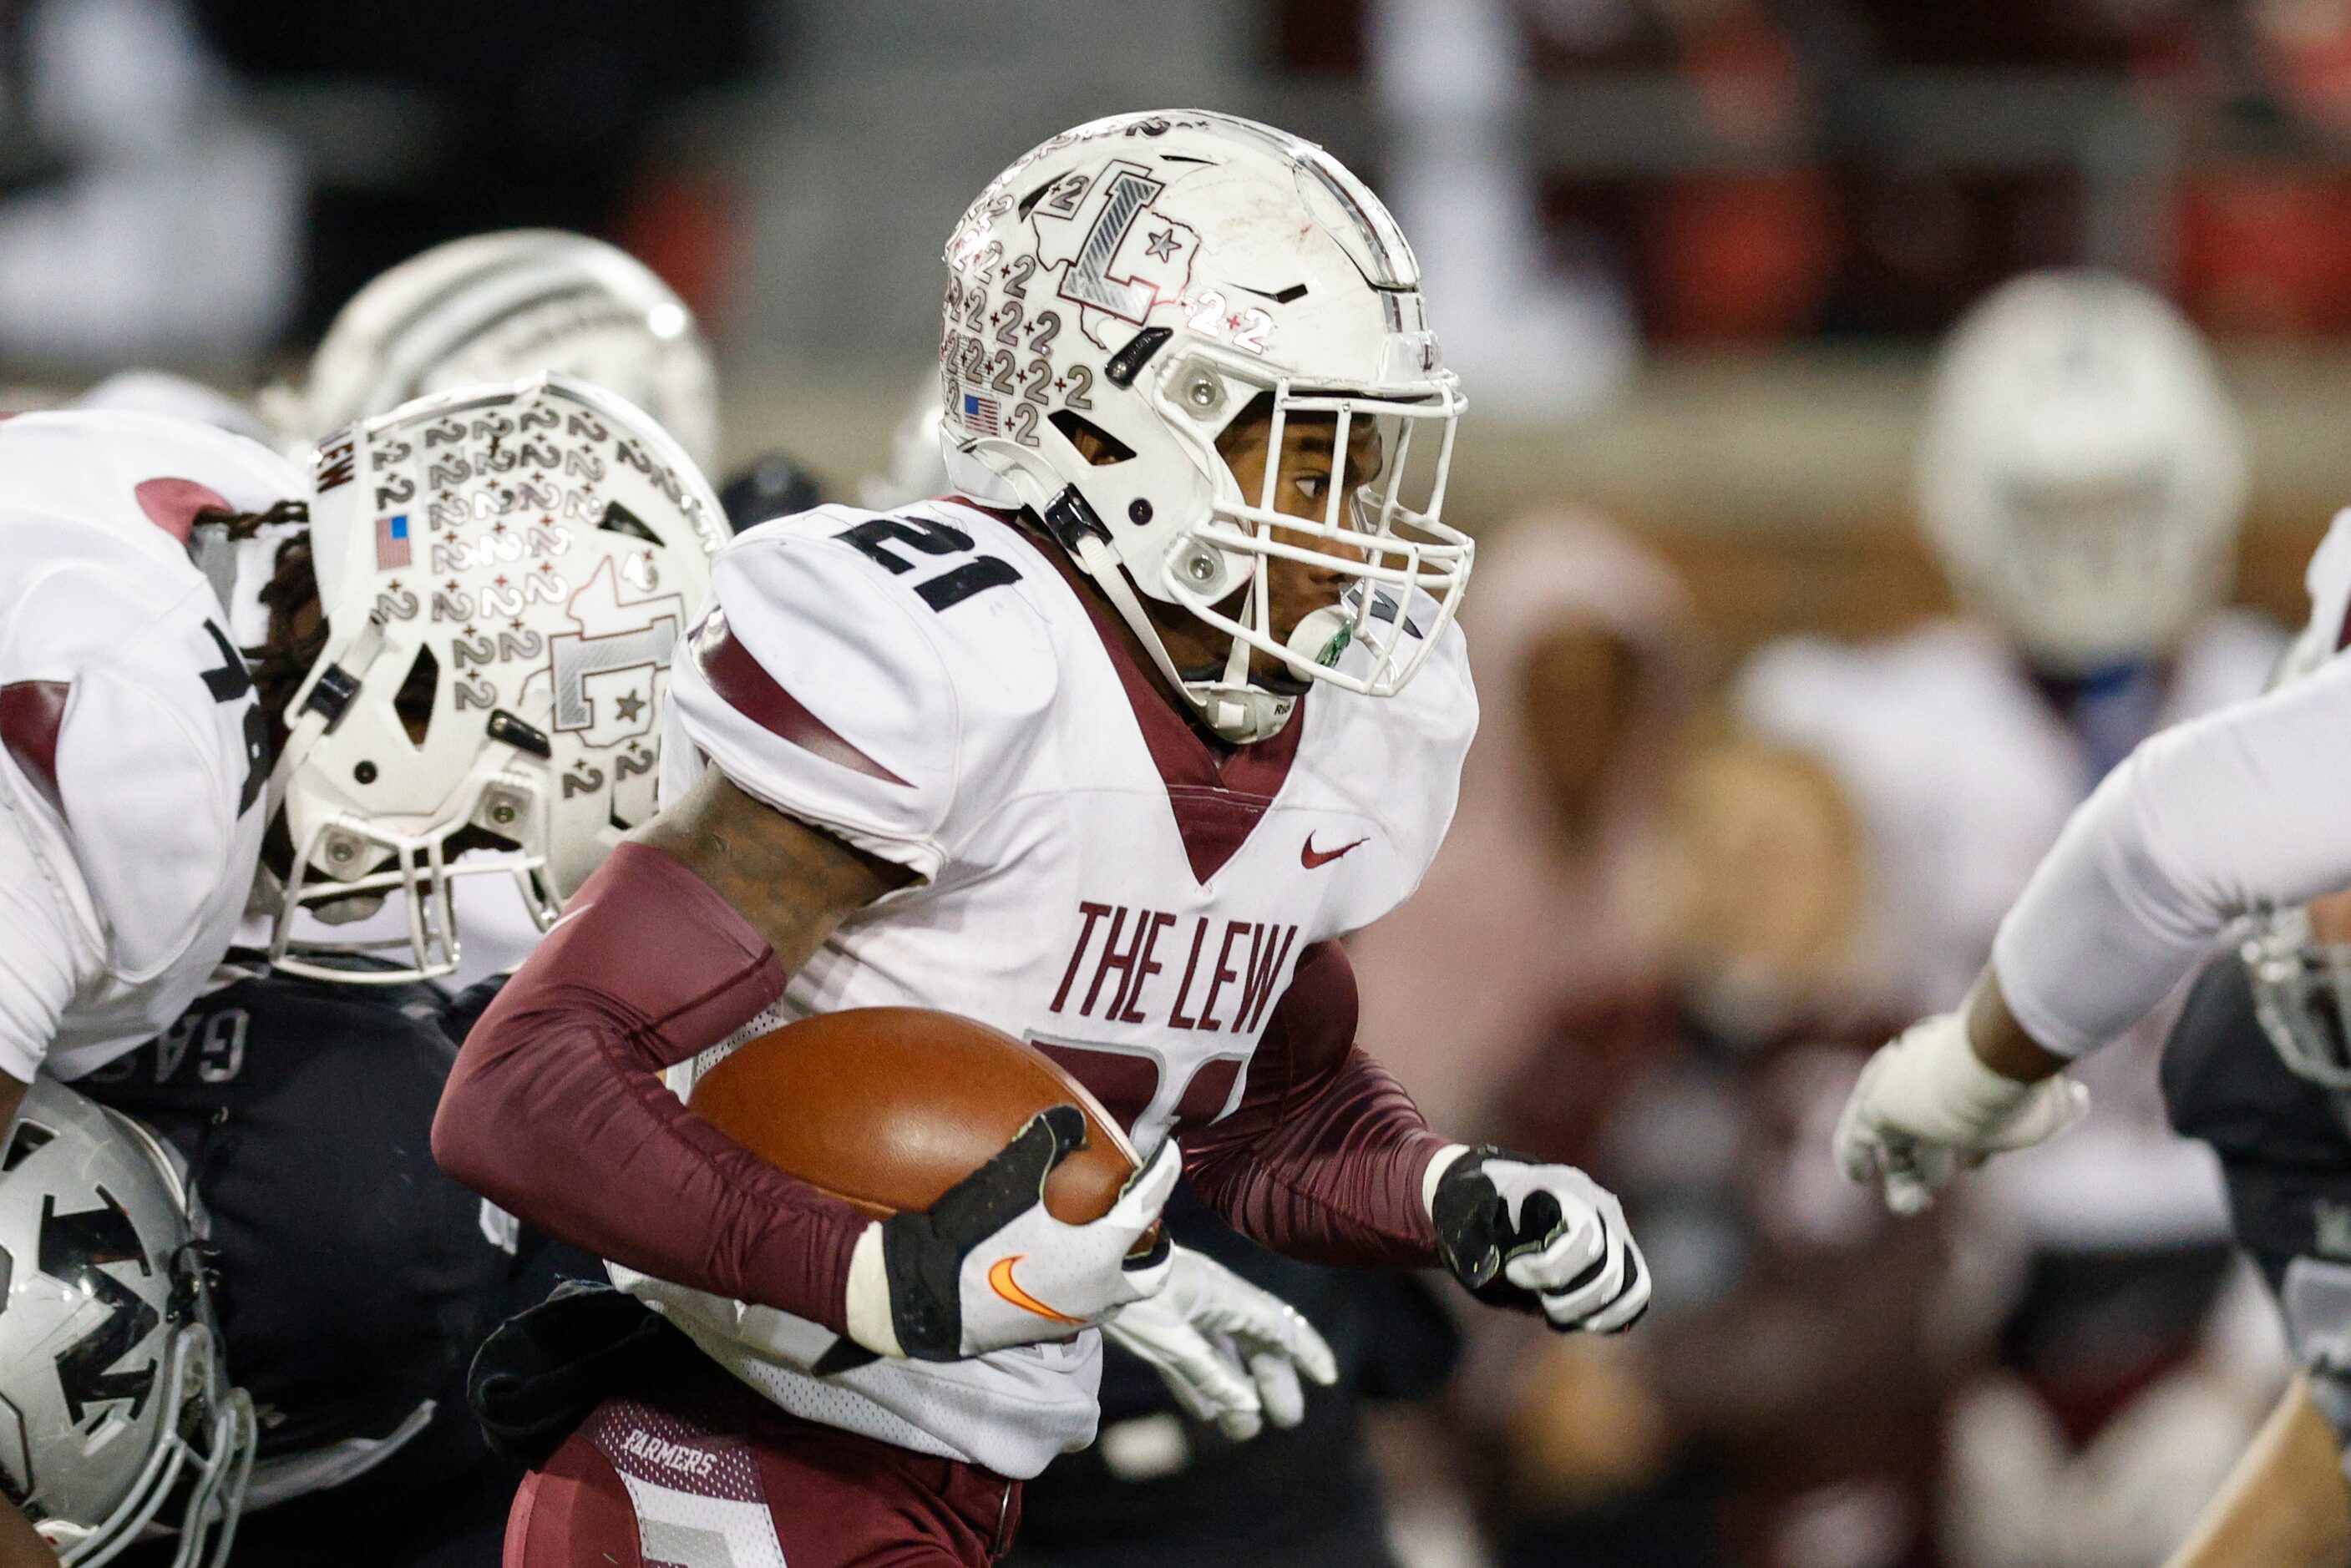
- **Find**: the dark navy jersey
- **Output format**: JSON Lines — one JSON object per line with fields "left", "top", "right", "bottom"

{"left": 80, "top": 968, "right": 514, "bottom": 1460}
{"left": 2161, "top": 953, "right": 2351, "bottom": 1292}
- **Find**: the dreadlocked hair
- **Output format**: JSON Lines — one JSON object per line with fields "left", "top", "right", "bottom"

{"left": 195, "top": 498, "right": 322, "bottom": 756}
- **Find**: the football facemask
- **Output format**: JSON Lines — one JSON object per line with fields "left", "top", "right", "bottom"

{"left": 0, "top": 1082, "right": 253, "bottom": 1568}
{"left": 940, "top": 110, "right": 1470, "bottom": 743}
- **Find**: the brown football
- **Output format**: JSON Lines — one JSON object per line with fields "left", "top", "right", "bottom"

{"left": 687, "top": 1007, "right": 1145, "bottom": 1227}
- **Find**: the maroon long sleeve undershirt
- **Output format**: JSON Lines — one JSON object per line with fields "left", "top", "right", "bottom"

{"left": 1183, "top": 941, "right": 1447, "bottom": 1268}
{"left": 431, "top": 841, "right": 866, "bottom": 1331}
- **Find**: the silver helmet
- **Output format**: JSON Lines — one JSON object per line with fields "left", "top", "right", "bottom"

{"left": 271, "top": 230, "right": 719, "bottom": 473}
{"left": 0, "top": 1081, "right": 251, "bottom": 1565}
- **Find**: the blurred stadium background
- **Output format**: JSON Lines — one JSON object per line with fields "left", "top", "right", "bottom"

{"left": 18, "top": 3, "right": 2351, "bottom": 1566}
{"left": 8, "top": 0, "right": 2351, "bottom": 645}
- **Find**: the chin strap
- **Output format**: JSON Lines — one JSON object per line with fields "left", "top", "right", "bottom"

{"left": 1068, "top": 530, "right": 1295, "bottom": 743}
{"left": 954, "top": 441, "right": 1299, "bottom": 743}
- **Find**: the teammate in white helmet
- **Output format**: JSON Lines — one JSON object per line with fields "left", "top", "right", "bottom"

{"left": 57, "top": 375, "right": 730, "bottom": 1568}
{"left": 0, "top": 410, "right": 305, "bottom": 1561}
{"left": 436, "top": 110, "right": 1650, "bottom": 1565}
{"left": 268, "top": 230, "right": 719, "bottom": 474}
{"left": 254, "top": 230, "right": 726, "bottom": 988}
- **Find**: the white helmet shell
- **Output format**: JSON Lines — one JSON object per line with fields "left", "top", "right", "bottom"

{"left": 270, "top": 372, "right": 726, "bottom": 983}
{"left": 0, "top": 1081, "right": 252, "bottom": 1567}
{"left": 940, "top": 110, "right": 1470, "bottom": 742}
{"left": 1918, "top": 270, "right": 2247, "bottom": 672}
{"left": 282, "top": 230, "right": 719, "bottom": 473}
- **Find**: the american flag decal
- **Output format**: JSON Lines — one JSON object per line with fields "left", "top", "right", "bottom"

{"left": 960, "top": 392, "right": 1001, "bottom": 437}
{"left": 376, "top": 513, "right": 412, "bottom": 570}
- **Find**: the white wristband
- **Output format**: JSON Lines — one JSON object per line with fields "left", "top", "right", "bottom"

{"left": 1887, "top": 1010, "right": 2035, "bottom": 1145}
{"left": 842, "top": 1222, "right": 904, "bottom": 1358}
{"left": 1421, "top": 1142, "right": 1472, "bottom": 1219}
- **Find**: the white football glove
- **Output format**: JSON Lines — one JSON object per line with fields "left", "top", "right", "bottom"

{"left": 841, "top": 1106, "right": 1180, "bottom": 1361}
{"left": 1832, "top": 1009, "right": 2089, "bottom": 1215}
{"left": 1105, "top": 1245, "right": 1338, "bottom": 1440}
{"left": 1428, "top": 1146, "right": 1651, "bottom": 1333}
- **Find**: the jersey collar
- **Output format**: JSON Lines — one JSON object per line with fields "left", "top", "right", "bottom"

{"left": 988, "top": 508, "right": 1306, "bottom": 883}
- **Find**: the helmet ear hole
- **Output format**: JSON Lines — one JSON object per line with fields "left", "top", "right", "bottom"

{"left": 1048, "top": 411, "right": 1136, "bottom": 466}
{"left": 393, "top": 645, "right": 438, "bottom": 747}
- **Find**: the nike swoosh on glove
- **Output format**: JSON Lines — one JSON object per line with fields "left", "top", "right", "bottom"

{"left": 1833, "top": 1009, "right": 2088, "bottom": 1216}
{"left": 1429, "top": 1146, "right": 1650, "bottom": 1333}
{"left": 1105, "top": 1245, "right": 1338, "bottom": 1440}
{"left": 842, "top": 1105, "right": 1179, "bottom": 1362}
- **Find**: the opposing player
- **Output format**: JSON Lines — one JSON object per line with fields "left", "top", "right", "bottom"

{"left": 0, "top": 409, "right": 307, "bottom": 1558}
{"left": 2141, "top": 891, "right": 2351, "bottom": 1567}
{"left": 435, "top": 110, "right": 1653, "bottom": 1564}
{"left": 1827, "top": 491, "right": 2351, "bottom": 1562}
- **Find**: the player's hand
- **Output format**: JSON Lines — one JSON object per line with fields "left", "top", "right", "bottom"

{"left": 1105, "top": 1245, "right": 1337, "bottom": 1440}
{"left": 844, "top": 1106, "right": 1178, "bottom": 1361}
{"left": 1429, "top": 1146, "right": 1650, "bottom": 1333}
{"left": 1833, "top": 1009, "right": 2089, "bottom": 1215}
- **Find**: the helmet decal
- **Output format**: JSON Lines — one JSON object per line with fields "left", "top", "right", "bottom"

{"left": 936, "top": 110, "right": 1471, "bottom": 744}
{"left": 269, "top": 372, "right": 722, "bottom": 984}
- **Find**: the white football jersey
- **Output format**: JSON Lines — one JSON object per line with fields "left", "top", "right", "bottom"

{"left": 614, "top": 497, "right": 1474, "bottom": 1478}
{"left": 0, "top": 411, "right": 305, "bottom": 1083}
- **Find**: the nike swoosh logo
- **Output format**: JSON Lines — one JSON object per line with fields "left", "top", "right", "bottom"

{"left": 1301, "top": 834, "right": 1369, "bottom": 870}
{"left": 986, "top": 1256, "right": 1086, "bottom": 1326}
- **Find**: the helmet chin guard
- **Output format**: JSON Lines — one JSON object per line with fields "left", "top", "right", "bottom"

{"left": 940, "top": 110, "right": 1471, "bottom": 744}
{"left": 268, "top": 372, "right": 723, "bottom": 983}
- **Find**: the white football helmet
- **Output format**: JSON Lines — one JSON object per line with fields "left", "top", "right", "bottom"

{"left": 266, "top": 372, "right": 726, "bottom": 983}
{"left": 273, "top": 230, "right": 719, "bottom": 472}
{"left": 1918, "top": 270, "right": 2247, "bottom": 673}
{"left": 0, "top": 1081, "right": 252, "bottom": 1567}
{"left": 940, "top": 110, "right": 1470, "bottom": 743}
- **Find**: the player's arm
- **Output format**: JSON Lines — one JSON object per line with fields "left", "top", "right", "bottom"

{"left": 0, "top": 802, "right": 95, "bottom": 1129}
{"left": 0, "top": 1495, "right": 58, "bottom": 1568}
{"left": 1185, "top": 942, "right": 1650, "bottom": 1332}
{"left": 2161, "top": 1373, "right": 2351, "bottom": 1568}
{"left": 435, "top": 761, "right": 1174, "bottom": 1361}
{"left": 1838, "top": 652, "right": 2351, "bottom": 1211}
{"left": 433, "top": 768, "right": 895, "bottom": 1333}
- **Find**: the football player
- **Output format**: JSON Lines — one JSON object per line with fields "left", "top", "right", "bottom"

{"left": 84, "top": 375, "right": 729, "bottom": 1568}
{"left": 435, "top": 109, "right": 1654, "bottom": 1565}
{"left": 263, "top": 228, "right": 727, "bottom": 986}
{"left": 0, "top": 408, "right": 307, "bottom": 1560}
{"left": 1741, "top": 269, "right": 2275, "bottom": 1016}
{"left": 1741, "top": 275, "right": 2281, "bottom": 1557}
{"left": 2149, "top": 893, "right": 2351, "bottom": 1567}
{"left": 1829, "top": 499, "right": 2351, "bottom": 1562}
